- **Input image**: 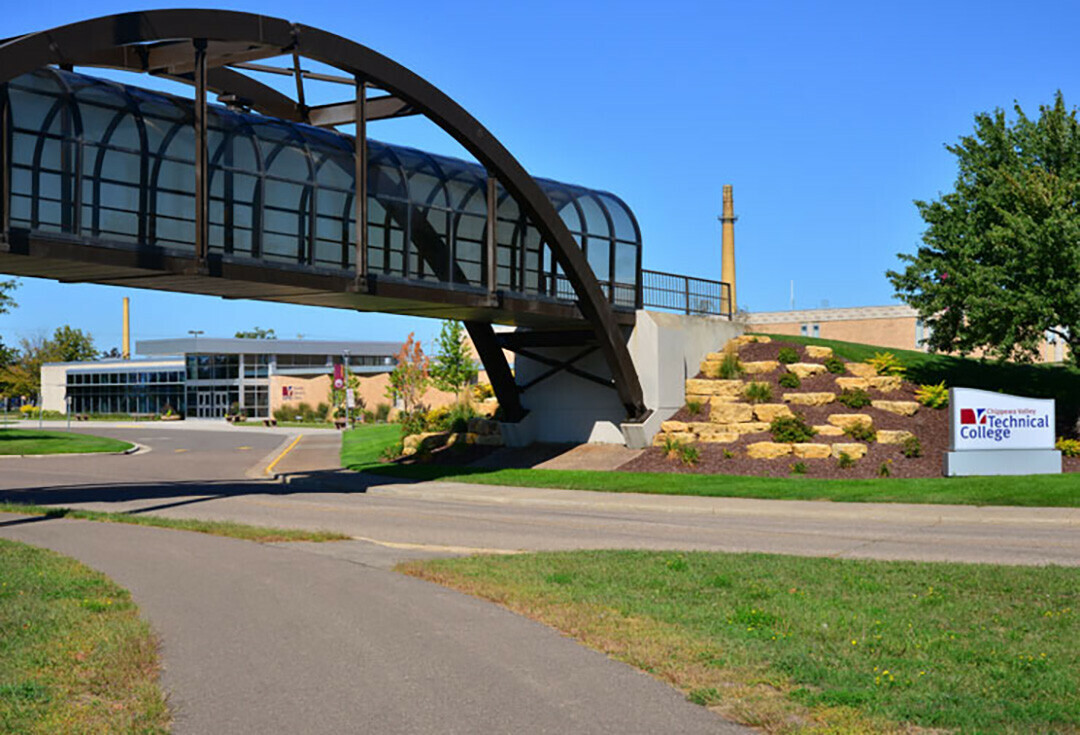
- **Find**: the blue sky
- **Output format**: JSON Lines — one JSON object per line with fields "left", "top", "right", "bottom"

{"left": 2, "top": 0, "right": 1078, "bottom": 352}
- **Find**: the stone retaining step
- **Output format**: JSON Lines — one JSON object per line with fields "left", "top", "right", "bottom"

{"left": 872, "top": 400, "right": 920, "bottom": 416}
{"left": 827, "top": 413, "right": 873, "bottom": 429}
{"left": 788, "top": 362, "right": 827, "bottom": 379}
{"left": 783, "top": 392, "right": 835, "bottom": 406}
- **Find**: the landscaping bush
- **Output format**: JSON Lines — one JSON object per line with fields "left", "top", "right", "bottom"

{"left": 1055, "top": 437, "right": 1080, "bottom": 457}
{"left": 424, "top": 403, "right": 478, "bottom": 433}
{"left": 878, "top": 460, "right": 893, "bottom": 477}
{"left": 769, "top": 413, "right": 815, "bottom": 443}
{"left": 836, "top": 388, "right": 872, "bottom": 409}
{"left": 742, "top": 382, "right": 773, "bottom": 403}
{"left": 399, "top": 410, "right": 426, "bottom": 438}
{"left": 473, "top": 382, "right": 495, "bottom": 401}
{"left": 375, "top": 403, "right": 391, "bottom": 422}
{"left": 662, "top": 435, "right": 683, "bottom": 460}
{"left": 901, "top": 435, "right": 922, "bottom": 458}
{"left": 380, "top": 440, "right": 404, "bottom": 462}
{"left": 272, "top": 406, "right": 293, "bottom": 424}
{"left": 716, "top": 352, "right": 744, "bottom": 379}
{"left": 316, "top": 402, "right": 330, "bottom": 420}
{"left": 777, "top": 347, "right": 799, "bottom": 364}
{"left": 868, "top": 351, "right": 906, "bottom": 377}
{"left": 686, "top": 399, "right": 703, "bottom": 415}
{"left": 916, "top": 381, "right": 949, "bottom": 408}
{"left": 790, "top": 461, "right": 808, "bottom": 475}
{"left": 778, "top": 371, "right": 801, "bottom": 389}
{"left": 836, "top": 451, "right": 856, "bottom": 469}
{"left": 824, "top": 355, "right": 846, "bottom": 374}
{"left": 843, "top": 421, "right": 877, "bottom": 443}
{"left": 678, "top": 444, "right": 700, "bottom": 467}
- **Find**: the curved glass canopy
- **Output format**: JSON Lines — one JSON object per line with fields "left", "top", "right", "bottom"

{"left": 5, "top": 68, "right": 642, "bottom": 306}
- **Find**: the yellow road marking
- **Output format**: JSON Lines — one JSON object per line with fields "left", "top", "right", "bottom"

{"left": 174, "top": 448, "right": 189, "bottom": 453}
{"left": 237, "top": 446, "right": 252, "bottom": 450}
{"left": 265, "top": 434, "right": 303, "bottom": 475}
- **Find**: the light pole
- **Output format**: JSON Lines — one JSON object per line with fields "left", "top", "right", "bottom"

{"left": 342, "top": 349, "right": 350, "bottom": 427}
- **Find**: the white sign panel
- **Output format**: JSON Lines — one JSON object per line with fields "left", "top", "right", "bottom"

{"left": 949, "top": 388, "right": 1054, "bottom": 451}
{"left": 345, "top": 388, "right": 356, "bottom": 409}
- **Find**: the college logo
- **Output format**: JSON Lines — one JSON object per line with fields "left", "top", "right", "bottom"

{"left": 959, "top": 408, "right": 987, "bottom": 425}
{"left": 282, "top": 386, "right": 294, "bottom": 399}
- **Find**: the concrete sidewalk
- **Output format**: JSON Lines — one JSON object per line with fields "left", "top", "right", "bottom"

{"left": 0, "top": 513, "right": 744, "bottom": 735}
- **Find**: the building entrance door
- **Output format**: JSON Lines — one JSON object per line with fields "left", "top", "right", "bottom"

{"left": 195, "top": 390, "right": 229, "bottom": 418}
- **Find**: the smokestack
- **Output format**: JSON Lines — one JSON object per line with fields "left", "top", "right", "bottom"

{"left": 122, "top": 297, "right": 130, "bottom": 360}
{"left": 719, "top": 185, "right": 737, "bottom": 314}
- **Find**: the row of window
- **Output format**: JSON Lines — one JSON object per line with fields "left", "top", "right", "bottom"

{"left": 67, "top": 385, "right": 184, "bottom": 415}
{"left": 67, "top": 370, "right": 183, "bottom": 385}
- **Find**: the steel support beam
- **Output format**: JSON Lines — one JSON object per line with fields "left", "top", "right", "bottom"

{"left": 354, "top": 77, "right": 368, "bottom": 286}
{"left": 0, "top": 83, "right": 9, "bottom": 242}
{"left": 465, "top": 322, "right": 524, "bottom": 422}
{"left": 193, "top": 39, "right": 209, "bottom": 271}
{"left": 486, "top": 175, "right": 497, "bottom": 303}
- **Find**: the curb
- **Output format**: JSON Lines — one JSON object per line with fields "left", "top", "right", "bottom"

{"left": 247, "top": 433, "right": 302, "bottom": 480}
{"left": 0, "top": 441, "right": 145, "bottom": 459}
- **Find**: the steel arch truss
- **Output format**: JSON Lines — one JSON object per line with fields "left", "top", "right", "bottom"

{"left": 0, "top": 10, "right": 647, "bottom": 420}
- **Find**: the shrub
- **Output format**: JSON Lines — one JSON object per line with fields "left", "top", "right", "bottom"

{"left": 777, "top": 347, "right": 799, "bottom": 364}
{"left": 380, "top": 441, "right": 404, "bottom": 462}
{"left": 362, "top": 409, "right": 376, "bottom": 423}
{"left": 678, "top": 444, "right": 700, "bottom": 467}
{"left": 836, "top": 388, "right": 872, "bottom": 409}
{"left": 843, "top": 421, "right": 877, "bottom": 443}
{"left": 375, "top": 403, "right": 391, "bottom": 422}
{"left": 770, "top": 413, "right": 815, "bottom": 443}
{"left": 915, "top": 381, "right": 949, "bottom": 409}
{"left": 790, "top": 461, "right": 808, "bottom": 475}
{"left": 661, "top": 435, "right": 682, "bottom": 460}
{"left": 1055, "top": 437, "right": 1080, "bottom": 457}
{"left": 686, "top": 399, "right": 703, "bottom": 415}
{"left": 399, "top": 410, "right": 426, "bottom": 438}
{"left": 743, "top": 382, "right": 773, "bottom": 403}
{"left": 878, "top": 460, "right": 893, "bottom": 477}
{"left": 716, "top": 352, "right": 744, "bottom": 379}
{"left": 473, "top": 382, "right": 495, "bottom": 401}
{"left": 836, "top": 452, "right": 856, "bottom": 469}
{"left": 901, "top": 435, "right": 922, "bottom": 458}
{"left": 778, "top": 371, "right": 801, "bottom": 389}
{"left": 272, "top": 406, "right": 293, "bottom": 424}
{"left": 316, "top": 402, "right": 330, "bottom": 420}
{"left": 722, "top": 449, "right": 735, "bottom": 459}
{"left": 19, "top": 405, "right": 39, "bottom": 418}
{"left": 824, "top": 355, "right": 846, "bottom": 374}
{"left": 868, "top": 351, "right": 906, "bottom": 377}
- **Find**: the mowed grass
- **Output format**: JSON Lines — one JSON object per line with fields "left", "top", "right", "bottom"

{"left": 402, "top": 550, "right": 1079, "bottom": 734}
{"left": 363, "top": 464, "right": 1080, "bottom": 507}
{"left": 339, "top": 423, "right": 401, "bottom": 471}
{"left": 0, "top": 538, "right": 170, "bottom": 733}
{"left": 0, "top": 430, "right": 132, "bottom": 456}
{"left": 0, "top": 502, "right": 349, "bottom": 543}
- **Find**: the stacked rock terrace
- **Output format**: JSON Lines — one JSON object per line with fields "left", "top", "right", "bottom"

{"left": 655, "top": 336, "right": 921, "bottom": 461}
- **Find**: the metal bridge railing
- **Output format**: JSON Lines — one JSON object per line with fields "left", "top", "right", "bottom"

{"left": 640, "top": 269, "right": 732, "bottom": 318}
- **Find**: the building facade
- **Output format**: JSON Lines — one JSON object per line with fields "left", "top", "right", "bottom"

{"left": 42, "top": 338, "right": 401, "bottom": 419}
{"left": 746, "top": 304, "right": 1069, "bottom": 363}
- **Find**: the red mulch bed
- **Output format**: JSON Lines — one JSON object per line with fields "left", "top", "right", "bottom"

{"left": 620, "top": 339, "right": 1077, "bottom": 479}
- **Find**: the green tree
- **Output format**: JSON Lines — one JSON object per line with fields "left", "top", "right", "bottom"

{"left": 385, "top": 333, "right": 429, "bottom": 415}
{"left": 0, "top": 326, "right": 96, "bottom": 398}
{"left": 0, "top": 278, "right": 18, "bottom": 368}
{"left": 235, "top": 327, "right": 277, "bottom": 339}
{"left": 47, "top": 325, "right": 97, "bottom": 363}
{"left": 889, "top": 92, "right": 1080, "bottom": 362}
{"left": 428, "top": 321, "right": 478, "bottom": 401}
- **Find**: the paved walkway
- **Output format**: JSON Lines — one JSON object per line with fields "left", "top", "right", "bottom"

{"left": 0, "top": 513, "right": 745, "bottom": 735}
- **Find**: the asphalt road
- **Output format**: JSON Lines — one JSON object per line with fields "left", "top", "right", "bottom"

{"left": 0, "top": 514, "right": 742, "bottom": 734}
{"left": 1, "top": 426, "right": 1077, "bottom": 566}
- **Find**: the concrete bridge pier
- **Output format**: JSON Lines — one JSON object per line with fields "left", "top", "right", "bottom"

{"left": 501, "top": 311, "right": 745, "bottom": 449}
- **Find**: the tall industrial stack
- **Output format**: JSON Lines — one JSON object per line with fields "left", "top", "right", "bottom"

{"left": 720, "top": 185, "right": 737, "bottom": 315}
{"left": 122, "top": 297, "right": 130, "bottom": 360}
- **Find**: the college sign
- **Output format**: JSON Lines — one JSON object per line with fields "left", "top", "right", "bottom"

{"left": 945, "top": 388, "right": 1060, "bottom": 476}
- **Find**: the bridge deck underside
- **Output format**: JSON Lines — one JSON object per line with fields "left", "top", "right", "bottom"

{"left": 0, "top": 230, "right": 631, "bottom": 328}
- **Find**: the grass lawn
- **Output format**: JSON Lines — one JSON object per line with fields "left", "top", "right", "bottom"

{"left": 339, "top": 423, "right": 402, "bottom": 471}
{"left": 0, "top": 430, "right": 132, "bottom": 456}
{"left": 402, "top": 550, "right": 1079, "bottom": 734}
{"left": 365, "top": 464, "right": 1080, "bottom": 507}
{"left": 0, "top": 502, "right": 350, "bottom": 543}
{"left": 0, "top": 538, "right": 169, "bottom": 733}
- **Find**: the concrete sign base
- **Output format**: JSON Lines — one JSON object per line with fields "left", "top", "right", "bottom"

{"left": 944, "top": 449, "right": 1061, "bottom": 477}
